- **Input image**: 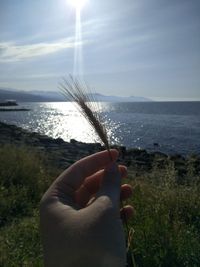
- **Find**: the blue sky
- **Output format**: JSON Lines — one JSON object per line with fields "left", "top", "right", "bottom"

{"left": 0, "top": 0, "right": 200, "bottom": 100}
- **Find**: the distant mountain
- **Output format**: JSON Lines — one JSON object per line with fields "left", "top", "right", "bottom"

{"left": 0, "top": 88, "right": 65, "bottom": 102}
{"left": 87, "top": 93, "right": 152, "bottom": 102}
{"left": 0, "top": 89, "right": 47, "bottom": 102}
{"left": 29, "top": 90, "right": 65, "bottom": 101}
{"left": 0, "top": 88, "right": 152, "bottom": 102}
{"left": 32, "top": 91, "right": 152, "bottom": 102}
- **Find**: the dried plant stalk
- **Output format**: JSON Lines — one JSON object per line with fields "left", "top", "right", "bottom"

{"left": 59, "top": 76, "right": 135, "bottom": 267}
{"left": 59, "top": 75, "right": 112, "bottom": 158}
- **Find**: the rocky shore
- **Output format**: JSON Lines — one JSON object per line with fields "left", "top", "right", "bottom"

{"left": 0, "top": 122, "right": 199, "bottom": 176}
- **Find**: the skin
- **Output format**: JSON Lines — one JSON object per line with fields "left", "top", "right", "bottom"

{"left": 40, "top": 149, "right": 134, "bottom": 267}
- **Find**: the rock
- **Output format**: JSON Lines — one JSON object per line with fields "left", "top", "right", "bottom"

{"left": 70, "top": 139, "right": 78, "bottom": 144}
{"left": 55, "top": 137, "right": 65, "bottom": 144}
{"left": 169, "top": 154, "right": 185, "bottom": 161}
{"left": 153, "top": 142, "right": 160, "bottom": 147}
{"left": 0, "top": 122, "right": 199, "bottom": 176}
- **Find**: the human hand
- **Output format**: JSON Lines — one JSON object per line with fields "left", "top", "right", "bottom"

{"left": 40, "top": 149, "right": 133, "bottom": 267}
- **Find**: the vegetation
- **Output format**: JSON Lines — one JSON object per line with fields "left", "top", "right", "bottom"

{"left": 0, "top": 144, "right": 200, "bottom": 266}
{"left": 0, "top": 145, "right": 56, "bottom": 266}
{"left": 128, "top": 160, "right": 200, "bottom": 267}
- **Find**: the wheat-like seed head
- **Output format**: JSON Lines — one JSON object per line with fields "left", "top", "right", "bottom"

{"left": 59, "top": 75, "right": 111, "bottom": 158}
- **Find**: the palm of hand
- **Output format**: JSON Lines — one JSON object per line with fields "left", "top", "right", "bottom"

{"left": 40, "top": 150, "right": 133, "bottom": 267}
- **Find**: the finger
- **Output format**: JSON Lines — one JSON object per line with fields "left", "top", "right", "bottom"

{"left": 54, "top": 149, "right": 119, "bottom": 195}
{"left": 96, "top": 162, "right": 121, "bottom": 209}
{"left": 74, "top": 170, "right": 102, "bottom": 207}
{"left": 83, "top": 165, "right": 127, "bottom": 195}
{"left": 120, "top": 205, "right": 134, "bottom": 221}
{"left": 120, "top": 184, "right": 133, "bottom": 201}
{"left": 75, "top": 166, "right": 127, "bottom": 207}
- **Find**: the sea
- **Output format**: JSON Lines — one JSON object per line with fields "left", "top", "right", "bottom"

{"left": 0, "top": 101, "right": 200, "bottom": 156}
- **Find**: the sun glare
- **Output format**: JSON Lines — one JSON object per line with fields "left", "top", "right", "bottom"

{"left": 68, "top": 0, "right": 87, "bottom": 10}
{"left": 66, "top": 0, "right": 88, "bottom": 77}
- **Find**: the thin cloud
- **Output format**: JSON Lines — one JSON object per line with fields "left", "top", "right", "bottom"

{"left": 0, "top": 38, "right": 86, "bottom": 62}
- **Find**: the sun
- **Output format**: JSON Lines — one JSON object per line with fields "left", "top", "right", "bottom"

{"left": 68, "top": 0, "right": 87, "bottom": 10}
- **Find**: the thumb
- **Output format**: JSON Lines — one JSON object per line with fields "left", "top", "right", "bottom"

{"left": 97, "top": 162, "right": 121, "bottom": 209}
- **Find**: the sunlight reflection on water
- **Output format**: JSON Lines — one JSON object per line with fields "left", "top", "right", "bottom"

{"left": 1, "top": 101, "right": 200, "bottom": 155}
{"left": 28, "top": 102, "right": 121, "bottom": 145}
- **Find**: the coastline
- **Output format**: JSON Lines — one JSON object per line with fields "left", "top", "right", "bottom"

{"left": 0, "top": 121, "right": 199, "bottom": 176}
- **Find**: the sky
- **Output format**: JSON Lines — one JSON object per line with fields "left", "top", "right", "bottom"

{"left": 0, "top": 0, "right": 200, "bottom": 100}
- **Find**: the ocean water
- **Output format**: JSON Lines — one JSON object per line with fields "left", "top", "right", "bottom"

{"left": 0, "top": 101, "right": 200, "bottom": 155}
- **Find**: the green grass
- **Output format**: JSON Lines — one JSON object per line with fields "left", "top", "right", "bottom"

{"left": 0, "top": 144, "right": 200, "bottom": 266}
{"left": 128, "top": 162, "right": 200, "bottom": 267}
{"left": 0, "top": 144, "right": 55, "bottom": 266}
{"left": 0, "top": 212, "right": 42, "bottom": 267}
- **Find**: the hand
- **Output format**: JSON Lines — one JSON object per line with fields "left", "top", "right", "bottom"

{"left": 40, "top": 149, "right": 133, "bottom": 267}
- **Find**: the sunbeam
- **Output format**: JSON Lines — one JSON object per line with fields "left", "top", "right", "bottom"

{"left": 68, "top": 0, "right": 87, "bottom": 10}
{"left": 67, "top": 0, "right": 88, "bottom": 77}
{"left": 73, "top": 8, "right": 83, "bottom": 77}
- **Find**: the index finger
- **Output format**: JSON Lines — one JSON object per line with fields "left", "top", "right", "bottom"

{"left": 55, "top": 149, "right": 119, "bottom": 194}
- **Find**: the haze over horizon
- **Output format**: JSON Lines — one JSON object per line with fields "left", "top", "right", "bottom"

{"left": 0, "top": 0, "right": 200, "bottom": 101}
